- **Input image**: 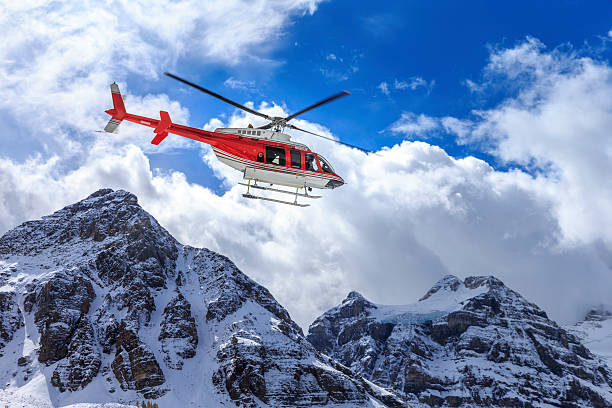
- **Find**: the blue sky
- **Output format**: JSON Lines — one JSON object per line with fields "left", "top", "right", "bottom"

{"left": 140, "top": 0, "right": 612, "bottom": 190}
{"left": 1, "top": 1, "right": 612, "bottom": 327}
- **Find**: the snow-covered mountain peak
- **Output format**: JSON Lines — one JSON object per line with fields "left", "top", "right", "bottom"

{"left": 344, "top": 290, "right": 366, "bottom": 301}
{"left": 418, "top": 274, "right": 463, "bottom": 301}
{"left": 584, "top": 306, "right": 612, "bottom": 322}
{"left": 308, "top": 275, "right": 612, "bottom": 407}
{"left": 0, "top": 190, "right": 405, "bottom": 407}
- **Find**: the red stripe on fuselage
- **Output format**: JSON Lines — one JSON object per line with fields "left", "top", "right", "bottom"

{"left": 213, "top": 148, "right": 343, "bottom": 181}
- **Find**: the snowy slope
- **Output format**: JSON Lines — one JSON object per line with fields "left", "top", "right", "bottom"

{"left": 0, "top": 189, "right": 405, "bottom": 408}
{"left": 566, "top": 308, "right": 612, "bottom": 371}
{"left": 308, "top": 275, "right": 612, "bottom": 407}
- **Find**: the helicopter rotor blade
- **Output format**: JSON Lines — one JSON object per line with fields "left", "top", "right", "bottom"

{"left": 257, "top": 123, "right": 274, "bottom": 129}
{"left": 287, "top": 124, "right": 373, "bottom": 153}
{"left": 164, "top": 72, "right": 272, "bottom": 121}
{"left": 284, "top": 90, "right": 351, "bottom": 121}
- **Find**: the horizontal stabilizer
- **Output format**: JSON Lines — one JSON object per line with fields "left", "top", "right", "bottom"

{"left": 104, "top": 82, "right": 127, "bottom": 133}
{"left": 104, "top": 118, "right": 122, "bottom": 133}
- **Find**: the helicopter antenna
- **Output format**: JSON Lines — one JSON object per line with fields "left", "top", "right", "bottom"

{"left": 164, "top": 72, "right": 371, "bottom": 152}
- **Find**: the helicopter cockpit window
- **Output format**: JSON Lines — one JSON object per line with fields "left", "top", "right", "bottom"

{"left": 305, "top": 153, "right": 319, "bottom": 172}
{"left": 318, "top": 155, "right": 335, "bottom": 174}
{"left": 266, "top": 146, "right": 286, "bottom": 166}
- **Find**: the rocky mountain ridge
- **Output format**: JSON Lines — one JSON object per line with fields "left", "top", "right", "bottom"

{"left": 0, "top": 189, "right": 403, "bottom": 407}
{"left": 307, "top": 275, "right": 612, "bottom": 407}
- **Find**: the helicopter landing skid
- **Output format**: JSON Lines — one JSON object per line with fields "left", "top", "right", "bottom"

{"left": 240, "top": 180, "right": 319, "bottom": 207}
{"left": 238, "top": 182, "right": 321, "bottom": 199}
{"left": 242, "top": 193, "right": 310, "bottom": 207}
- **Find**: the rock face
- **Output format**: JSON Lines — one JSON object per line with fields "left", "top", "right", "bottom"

{"left": 308, "top": 275, "right": 612, "bottom": 407}
{"left": 566, "top": 306, "right": 612, "bottom": 373}
{"left": 0, "top": 290, "right": 22, "bottom": 355}
{"left": 0, "top": 189, "right": 403, "bottom": 407}
{"left": 159, "top": 290, "right": 198, "bottom": 369}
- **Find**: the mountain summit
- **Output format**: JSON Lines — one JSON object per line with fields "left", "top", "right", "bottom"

{"left": 307, "top": 275, "right": 612, "bottom": 407}
{"left": 0, "top": 189, "right": 402, "bottom": 407}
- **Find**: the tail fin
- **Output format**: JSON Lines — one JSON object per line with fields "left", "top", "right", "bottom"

{"left": 104, "top": 82, "right": 127, "bottom": 133}
{"left": 151, "top": 111, "right": 171, "bottom": 145}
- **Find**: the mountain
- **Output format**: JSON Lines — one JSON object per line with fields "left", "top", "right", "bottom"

{"left": 566, "top": 306, "right": 612, "bottom": 371}
{"left": 307, "top": 275, "right": 612, "bottom": 407}
{"left": 0, "top": 189, "right": 404, "bottom": 408}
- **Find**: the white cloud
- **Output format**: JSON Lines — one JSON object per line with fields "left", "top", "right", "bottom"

{"left": 223, "top": 77, "right": 256, "bottom": 91}
{"left": 378, "top": 77, "right": 434, "bottom": 96}
{"left": 447, "top": 38, "right": 612, "bottom": 247}
{"left": 377, "top": 81, "right": 390, "bottom": 95}
{"left": 390, "top": 112, "right": 439, "bottom": 137}
{"left": 0, "top": 0, "right": 323, "bottom": 159}
{"left": 394, "top": 77, "right": 433, "bottom": 91}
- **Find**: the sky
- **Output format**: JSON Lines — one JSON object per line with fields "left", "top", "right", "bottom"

{"left": 1, "top": 1, "right": 612, "bottom": 329}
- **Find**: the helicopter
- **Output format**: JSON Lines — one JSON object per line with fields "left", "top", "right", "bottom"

{"left": 103, "top": 72, "right": 370, "bottom": 207}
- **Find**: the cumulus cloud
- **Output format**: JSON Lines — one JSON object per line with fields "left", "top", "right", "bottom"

{"left": 0, "top": 0, "right": 322, "bottom": 159}
{"left": 390, "top": 112, "right": 440, "bottom": 137}
{"left": 401, "top": 37, "right": 612, "bottom": 248}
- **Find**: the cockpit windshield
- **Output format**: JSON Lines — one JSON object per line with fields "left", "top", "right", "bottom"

{"left": 318, "top": 155, "right": 335, "bottom": 174}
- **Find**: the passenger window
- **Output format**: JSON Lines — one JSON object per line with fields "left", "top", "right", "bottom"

{"left": 290, "top": 150, "right": 301, "bottom": 169}
{"left": 257, "top": 131, "right": 261, "bottom": 136}
{"left": 305, "top": 153, "right": 319, "bottom": 172}
{"left": 266, "top": 146, "right": 286, "bottom": 166}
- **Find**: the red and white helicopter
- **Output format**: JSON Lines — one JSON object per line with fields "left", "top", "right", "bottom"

{"left": 104, "top": 73, "right": 370, "bottom": 206}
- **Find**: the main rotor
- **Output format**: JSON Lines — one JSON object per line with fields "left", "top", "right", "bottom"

{"left": 163, "top": 72, "right": 370, "bottom": 152}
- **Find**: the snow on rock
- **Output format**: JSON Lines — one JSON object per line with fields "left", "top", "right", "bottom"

{"left": 159, "top": 290, "right": 198, "bottom": 369}
{"left": 566, "top": 306, "right": 612, "bottom": 371}
{"left": 0, "top": 290, "right": 22, "bottom": 353}
{"left": 0, "top": 189, "right": 404, "bottom": 407}
{"left": 51, "top": 316, "right": 101, "bottom": 392}
{"left": 308, "top": 275, "right": 612, "bottom": 407}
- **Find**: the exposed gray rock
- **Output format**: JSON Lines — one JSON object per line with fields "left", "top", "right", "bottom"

{"left": 112, "top": 324, "right": 166, "bottom": 399}
{"left": 0, "top": 189, "right": 403, "bottom": 407}
{"left": 308, "top": 275, "right": 612, "bottom": 407}
{"left": 159, "top": 290, "right": 198, "bottom": 369}
{"left": 0, "top": 291, "right": 22, "bottom": 352}
{"left": 33, "top": 272, "right": 95, "bottom": 364}
{"left": 51, "top": 317, "right": 101, "bottom": 391}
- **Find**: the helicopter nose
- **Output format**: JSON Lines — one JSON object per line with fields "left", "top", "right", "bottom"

{"left": 325, "top": 178, "right": 344, "bottom": 189}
